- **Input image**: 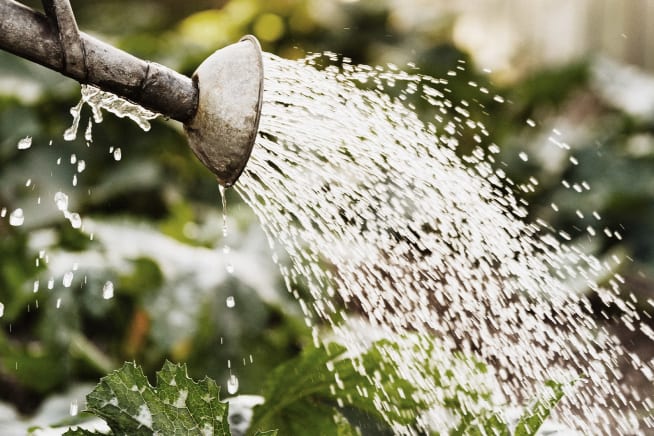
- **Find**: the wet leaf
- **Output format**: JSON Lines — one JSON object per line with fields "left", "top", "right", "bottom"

{"left": 514, "top": 380, "right": 566, "bottom": 436}
{"left": 66, "top": 360, "right": 230, "bottom": 435}
{"left": 248, "top": 340, "right": 429, "bottom": 435}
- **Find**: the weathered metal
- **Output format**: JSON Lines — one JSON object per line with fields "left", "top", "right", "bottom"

{"left": 185, "top": 35, "right": 264, "bottom": 187}
{"left": 41, "top": 0, "right": 86, "bottom": 80}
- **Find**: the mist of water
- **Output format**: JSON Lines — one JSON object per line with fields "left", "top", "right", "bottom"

{"left": 234, "top": 53, "right": 654, "bottom": 434}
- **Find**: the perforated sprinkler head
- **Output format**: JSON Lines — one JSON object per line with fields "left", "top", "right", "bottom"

{"left": 184, "top": 36, "right": 264, "bottom": 187}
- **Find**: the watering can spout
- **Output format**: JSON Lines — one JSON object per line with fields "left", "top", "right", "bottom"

{"left": 0, "top": 0, "right": 263, "bottom": 187}
{"left": 185, "top": 36, "right": 264, "bottom": 187}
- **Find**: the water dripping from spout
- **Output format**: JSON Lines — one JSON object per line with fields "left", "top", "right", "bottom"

{"left": 219, "top": 185, "right": 234, "bottom": 275}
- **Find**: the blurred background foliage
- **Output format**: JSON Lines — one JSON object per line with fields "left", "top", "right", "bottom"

{"left": 1, "top": 0, "right": 654, "bottom": 431}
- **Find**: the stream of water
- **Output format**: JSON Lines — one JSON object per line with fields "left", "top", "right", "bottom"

{"left": 232, "top": 53, "right": 654, "bottom": 434}
{"left": 50, "top": 52, "right": 654, "bottom": 433}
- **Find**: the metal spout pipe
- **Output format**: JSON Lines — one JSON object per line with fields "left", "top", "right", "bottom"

{"left": 0, "top": 0, "right": 264, "bottom": 186}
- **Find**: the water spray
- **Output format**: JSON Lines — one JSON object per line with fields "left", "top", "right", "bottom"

{"left": 0, "top": 0, "right": 264, "bottom": 186}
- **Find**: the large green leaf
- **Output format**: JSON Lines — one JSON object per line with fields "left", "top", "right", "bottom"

{"left": 65, "top": 361, "right": 230, "bottom": 435}
{"left": 248, "top": 339, "right": 431, "bottom": 435}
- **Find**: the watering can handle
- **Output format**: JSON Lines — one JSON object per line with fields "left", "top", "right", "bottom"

{"left": 0, "top": 0, "right": 198, "bottom": 122}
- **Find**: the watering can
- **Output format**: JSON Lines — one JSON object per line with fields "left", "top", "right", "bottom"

{"left": 0, "top": 0, "right": 264, "bottom": 187}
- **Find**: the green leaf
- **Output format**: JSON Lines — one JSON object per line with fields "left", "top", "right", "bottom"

{"left": 81, "top": 360, "right": 230, "bottom": 435}
{"left": 62, "top": 428, "right": 107, "bottom": 435}
{"left": 248, "top": 340, "right": 428, "bottom": 435}
{"left": 514, "top": 380, "right": 566, "bottom": 436}
{"left": 247, "top": 342, "right": 350, "bottom": 435}
{"left": 450, "top": 411, "right": 510, "bottom": 436}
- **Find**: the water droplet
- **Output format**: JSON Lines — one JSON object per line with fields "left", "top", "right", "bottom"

{"left": 226, "top": 296, "right": 236, "bottom": 308}
{"left": 518, "top": 152, "right": 529, "bottom": 162}
{"left": 47, "top": 278, "right": 54, "bottom": 289}
{"left": 70, "top": 154, "right": 77, "bottom": 164}
{"left": 17, "top": 136, "right": 32, "bottom": 150}
{"left": 25, "top": 178, "right": 32, "bottom": 187}
{"left": 62, "top": 271, "right": 74, "bottom": 287}
{"left": 0, "top": 208, "right": 6, "bottom": 217}
{"left": 72, "top": 174, "right": 78, "bottom": 186}
{"left": 77, "top": 160, "right": 86, "bottom": 173}
{"left": 102, "top": 281, "right": 114, "bottom": 299}
{"left": 68, "top": 212, "right": 82, "bottom": 229}
{"left": 64, "top": 100, "right": 83, "bottom": 141}
{"left": 56, "top": 298, "right": 62, "bottom": 309}
{"left": 84, "top": 119, "right": 93, "bottom": 142}
{"left": 526, "top": 118, "right": 536, "bottom": 127}
{"left": 9, "top": 208, "right": 24, "bottom": 226}
{"left": 226, "top": 263, "right": 235, "bottom": 274}
{"left": 227, "top": 374, "right": 239, "bottom": 395}
{"left": 54, "top": 192, "right": 69, "bottom": 211}
{"left": 0, "top": 302, "right": 4, "bottom": 318}
{"left": 113, "top": 148, "right": 122, "bottom": 161}
{"left": 69, "top": 400, "right": 78, "bottom": 416}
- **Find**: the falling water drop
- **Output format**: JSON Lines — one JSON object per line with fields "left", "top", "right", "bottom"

{"left": 84, "top": 119, "right": 93, "bottom": 142}
{"left": 68, "top": 213, "right": 82, "bottom": 229}
{"left": 9, "top": 208, "right": 24, "bottom": 226}
{"left": 0, "top": 208, "right": 6, "bottom": 217}
{"left": 113, "top": 148, "right": 122, "bottom": 161}
{"left": 77, "top": 160, "right": 86, "bottom": 173}
{"left": 227, "top": 374, "right": 239, "bottom": 395}
{"left": 219, "top": 185, "right": 234, "bottom": 274}
{"left": 0, "top": 302, "right": 4, "bottom": 318}
{"left": 102, "top": 281, "right": 114, "bottom": 299}
{"left": 17, "top": 136, "right": 32, "bottom": 150}
{"left": 69, "top": 400, "right": 78, "bottom": 416}
{"left": 226, "top": 296, "right": 236, "bottom": 308}
{"left": 62, "top": 271, "right": 74, "bottom": 288}
{"left": 54, "top": 192, "right": 69, "bottom": 211}
{"left": 219, "top": 185, "right": 228, "bottom": 239}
